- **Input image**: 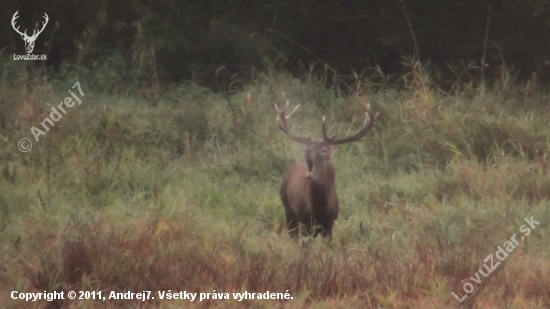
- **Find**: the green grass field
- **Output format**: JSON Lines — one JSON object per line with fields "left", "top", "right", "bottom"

{"left": 1, "top": 64, "right": 549, "bottom": 308}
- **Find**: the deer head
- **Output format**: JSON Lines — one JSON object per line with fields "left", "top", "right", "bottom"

{"left": 275, "top": 100, "right": 379, "bottom": 238}
{"left": 12, "top": 11, "right": 49, "bottom": 54}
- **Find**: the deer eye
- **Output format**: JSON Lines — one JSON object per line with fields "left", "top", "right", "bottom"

{"left": 320, "top": 148, "right": 328, "bottom": 156}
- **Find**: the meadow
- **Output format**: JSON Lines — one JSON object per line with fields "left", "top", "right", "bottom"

{"left": 0, "top": 61, "right": 549, "bottom": 308}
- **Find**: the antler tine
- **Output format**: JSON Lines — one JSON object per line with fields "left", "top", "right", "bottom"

{"left": 322, "top": 115, "right": 341, "bottom": 141}
{"left": 275, "top": 101, "right": 300, "bottom": 119}
{"left": 323, "top": 103, "right": 378, "bottom": 145}
{"left": 286, "top": 103, "right": 300, "bottom": 119}
{"left": 274, "top": 103, "right": 282, "bottom": 120}
{"left": 322, "top": 116, "right": 328, "bottom": 140}
{"left": 275, "top": 101, "right": 311, "bottom": 145}
{"left": 31, "top": 13, "right": 48, "bottom": 38}
{"left": 11, "top": 11, "right": 27, "bottom": 36}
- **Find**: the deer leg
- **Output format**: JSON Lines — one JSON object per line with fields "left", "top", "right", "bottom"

{"left": 313, "top": 229, "right": 321, "bottom": 238}
{"left": 313, "top": 224, "right": 327, "bottom": 238}
{"left": 284, "top": 207, "right": 299, "bottom": 238}
{"left": 288, "top": 220, "right": 299, "bottom": 238}
{"left": 298, "top": 215, "right": 315, "bottom": 237}
{"left": 298, "top": 222, "right": 312, "bottom": 237}
{"left": 319, "top": 220, "right": 334, "bottom": 239}
{"left": 321, "top": 228, "right": 333, "bottom": 240}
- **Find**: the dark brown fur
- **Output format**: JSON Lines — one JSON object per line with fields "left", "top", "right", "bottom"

{"left": 275, "top": 101, "right": 378, "bottom": 239}
{"left": 280, "top": 144, "right": 338, "bottom": 238}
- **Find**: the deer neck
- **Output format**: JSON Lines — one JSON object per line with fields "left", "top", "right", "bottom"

{"left": 307, "top": 163, "right": 335, "bottom": 192}
{"left": 305, "top": 166, "right": 335, "bottom": 215}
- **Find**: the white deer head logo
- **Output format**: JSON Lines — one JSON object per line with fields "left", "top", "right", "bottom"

{"left": 11, "top": 11, "right": 49, "bottom": 54}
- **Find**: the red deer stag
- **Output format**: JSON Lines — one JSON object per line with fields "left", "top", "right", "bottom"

{"left": 275, "top": 101, "right": 379, "bottom": 239}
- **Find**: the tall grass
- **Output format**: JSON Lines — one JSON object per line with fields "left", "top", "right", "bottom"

{"left": 1, "top": 60, "right": 549, "bottom": 308}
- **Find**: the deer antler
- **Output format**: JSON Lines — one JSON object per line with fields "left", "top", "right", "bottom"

{"left": 31, "top": 13, "right": 49, "bottom": 39}
{"left": 322, "top": 103, "right": 379, "bottom": 145}
{"left": 11, "top": 11, "right": 48, "bottom": 39}
{"left": 275, "top": 100, "right": 312, "bottom": 144}
{"left": 11, "top": 11, "right": 27, "bottom": 37}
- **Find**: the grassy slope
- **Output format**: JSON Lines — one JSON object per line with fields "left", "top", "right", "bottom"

{"left": 0, "top": 67, "right": 549, "bottom": 308}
